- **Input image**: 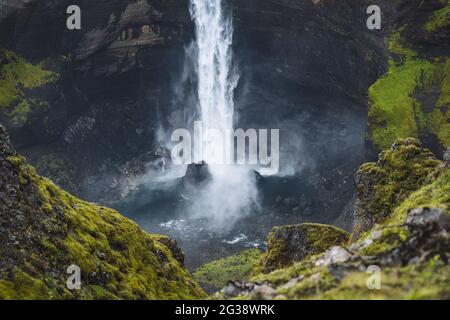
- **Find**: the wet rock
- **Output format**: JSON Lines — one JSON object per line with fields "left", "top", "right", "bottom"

{"left": 303, "top": 207, "right": 313, "bottom": 216}
{"left": 183, "top": 161, "right": 212, "bottom": 185}
{"left": 63, "top": 117, "right": 96, "bottom": 144}
{"left": 248, "top": 169, "right": 264, "bottom": 185}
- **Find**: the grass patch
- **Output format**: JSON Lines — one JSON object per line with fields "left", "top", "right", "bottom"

{"left": 194, "top": 249, "right": 261, "bottom": 291}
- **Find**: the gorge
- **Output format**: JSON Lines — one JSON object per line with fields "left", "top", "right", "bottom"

{"left": 1, "top": 0, "right": 449, "bottom": 299}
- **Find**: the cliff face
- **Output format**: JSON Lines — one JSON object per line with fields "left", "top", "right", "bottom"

{"left": 0, "top": 0, "right": 193, "bottom": 200}
{"left": 0, "top": 125, "right": 204, "bottom": 299}
{"left": 1, "top": 0, "right": 389, "bottom": 208}
{"left": 367, "top": 0, "right": 450, "bottom": 157}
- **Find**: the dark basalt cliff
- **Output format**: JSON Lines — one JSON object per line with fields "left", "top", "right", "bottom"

{"left": 1, "top": 0, "right": 193, "bottom": 200}
{"left": 1, "top": 0, "right": 388, "bottom": 212}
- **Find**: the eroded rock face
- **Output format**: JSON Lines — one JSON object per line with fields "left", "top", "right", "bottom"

{"left": 255, "top": 223, "right": 350, "bottom": 274}
{"left": 352, "top": 138, "right": 442, "bottom": 239}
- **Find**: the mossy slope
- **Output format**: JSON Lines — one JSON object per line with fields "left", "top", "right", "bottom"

{"left": 0, "top": 126, "right": 205, "bottom": 300}
{"left": 216, "top": 139, "right": 449, "bottom": 300}
{"left": 367, "top": 2, "right": 450, "bottom": 151}
{"left": 193, "top": 249, "right": 261, "bottom": 293}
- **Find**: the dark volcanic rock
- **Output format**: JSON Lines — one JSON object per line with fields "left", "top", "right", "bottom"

{"left": 0, "top": 0, "right": 193, "bottom": 201}
{"left": 183, "top": 161, "right": 212, "bottom": 185}
{"left": 0, "top": 125, "right": 16, "bottom": 157}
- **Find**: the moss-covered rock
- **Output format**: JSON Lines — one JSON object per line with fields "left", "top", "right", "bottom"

{"left": 0, "top": 125, "right": 205, "bottom": 300}
{"left": 34, "top": 154, "right": 76, "bottom": 194}
{"left": 216, "top": 140, "right": 450, "bottom": 300}
{"left": 0, "top": 51, "right": 58, "bottom": 126}
{"left": 367, "top": 2, "right": 450, "bottom": 151}
{"left": 352, "top": 138, "right": 441, "bottom": 239}
{"left": 193, "top": 249, "right": 261, "bottom": 293}
{"left": 424, "top": 0, "right": 450, "bottom": 33}
{"left": 254, "top": 224, "right": 350, "bottom": 275}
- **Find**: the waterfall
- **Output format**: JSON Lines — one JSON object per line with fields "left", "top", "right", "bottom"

{"left": 187, "top": 0, "right": 258, "bottom": 227}
{"left": 189, "top": 0, "right": 238, "bottom": 165}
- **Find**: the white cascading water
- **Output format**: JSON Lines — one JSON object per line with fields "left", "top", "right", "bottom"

{"left": 188, "top": 0, "right": 258, "bottom": 227}
{"left": 189, "top": 0, "right": 237, "bottom": 165}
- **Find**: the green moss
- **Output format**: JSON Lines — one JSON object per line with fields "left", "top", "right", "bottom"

{"left": 1, "top": 155, "right": 205, "bottom": 300}
{"left": 388, "top": 30, "right": 417, "bottom": 64}
{"left": 0, "top": 50, "right": 57, "bottom": 118}
{"left": 9, "top": 100, "right": 31, "bottom": 125}
{"left": 352, "top": 139, "right": 441, "bottom": 237}
{"left": 35, "top": 154, "right": 76, "bottom": 191}
{"left": 426, "top": 59, "right": 450, "bottom": 147}
{"left": 317, "top": 257, "right": 450, "bottom": 300}
{"left": 231, "top": 142, "right": 449, "bottom": 300}
{"left": 194, "top": 249, "right": 261, "bottom": 291}
{"left": 387, "top": 167, "right": 450, "bottom": 226}
{"left": 254, "top": 224, "right": 350, "bottom": 274}
{"left": 368, "top": 59, "right": 436, "bottom": 149}
{"left": 368, "top": 24, "right": 450, "bottom": 150}
{"left": 0, "top": 270, "right": 52, "bottom": 300}
{"left": 424, "top": 0, "right": 450, "bottom": 33}
{"left": 359, "top": 226, "right": 409, "bottom": 256}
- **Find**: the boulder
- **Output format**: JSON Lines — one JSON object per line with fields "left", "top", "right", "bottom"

{"left": 183, "top": 161, "right": 212, "bottom": 185}
{"left": 352, "top": 138, "right": 441, "bottom": 240}
{"left": 254, "top": 223, "right": 350, "bottom": 274}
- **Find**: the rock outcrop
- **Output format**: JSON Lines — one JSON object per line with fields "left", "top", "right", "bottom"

{"left": 0, "top": 125, "right": 204, "bottom": 299}
{"left": 254, "top": 223, "right": 350, "bottom": 274}
{"left": 217, "top": 140, "right": 450, "bottom": 300}
{"left": 352, "top": 138, "right": 441, "bottom": 239}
